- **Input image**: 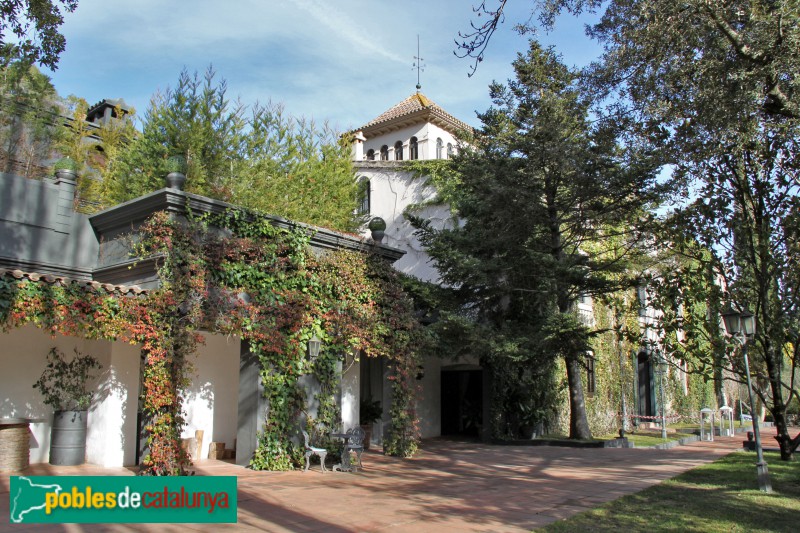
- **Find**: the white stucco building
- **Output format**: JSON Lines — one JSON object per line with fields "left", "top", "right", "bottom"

{"left": 350, "top": 92, "right": 490, "bottom": 441}
{"left": 351, "top": 91, "right": 470, "bottom": 284}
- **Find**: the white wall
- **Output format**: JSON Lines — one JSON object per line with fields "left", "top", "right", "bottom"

{"left": 356, "top": 163, "right": 451, "bottom": 283}
{"left": 182, "top": 333, "right": 240, "bottom": 455}
{"left": 360, "top": 123, "right": 460, "bottom": 162}
{"left": 355, "top": 111, "right": 474, "bottom": 441}
{"left": 416, "top": 355, "right": 442, "bottom": 438}
{"left": 1, "top": 325, "right": 241, "bottom": 467}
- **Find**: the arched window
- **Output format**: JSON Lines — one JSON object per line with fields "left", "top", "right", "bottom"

{"left": 358, "top": 178, "right": 370, "bottom": 214}
{"left": 394, "top": 141, "right": 403, "bottom": 161}
{"left": 366, "top": 149, "right": 375, "bottom": 161}
{"left": 446, "top": 142, "right": 454, "bottom": 158}
{"left": 409, "top": 136, "right": 419, "bottom": 160}
{"left": 380, "top": 145, "right": 389, "bottom": 160}
{"left": 436, "top": 138, "right": 443, "bottom": 159}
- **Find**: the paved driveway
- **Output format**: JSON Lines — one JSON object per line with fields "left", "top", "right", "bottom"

{"left": 1, "top": 430, "right": 764, "bottom": 532}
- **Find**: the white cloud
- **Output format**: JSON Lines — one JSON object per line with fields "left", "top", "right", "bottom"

{"left": 290, "top": 0, "right": 406, "bottom": 65}
{"left": 46, "top": 1, "right": 601, "bottom": 132}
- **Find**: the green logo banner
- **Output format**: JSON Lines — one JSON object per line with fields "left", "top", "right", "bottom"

{"left": 9, "top": 476, "right": 237, "bottom": 523}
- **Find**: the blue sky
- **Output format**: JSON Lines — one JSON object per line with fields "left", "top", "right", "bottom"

{"left": 45, "top": 1, "right": 602, "bottom": 132}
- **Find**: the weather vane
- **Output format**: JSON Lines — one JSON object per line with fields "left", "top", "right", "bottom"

{"left": 413, "top": 35, "right": 425, "bottom": 91}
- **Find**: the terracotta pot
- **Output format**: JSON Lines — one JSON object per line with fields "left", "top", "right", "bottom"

{"left": 360, "top": 424, "right": 372, "bottom": 450}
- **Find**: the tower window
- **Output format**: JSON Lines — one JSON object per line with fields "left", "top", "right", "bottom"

{"left": 410, "top": 137, "right": 419, "bottom": 160}
{"left": 394, "top": 141, "right": 403, "bottom": 161}
{"left": 358, "top": 178, "right": 370, "bottom": 214}
{"left": 366, "top": 149, "right": 375, "bottom": 160}
{"left": 446, "top": 143, "right": 454, "bottom": 158}
{"left": 436, "top": 138, "right": 443, "bottom": 159}
{"left": 380, "top": 145, "right": 389, "bottom": 160}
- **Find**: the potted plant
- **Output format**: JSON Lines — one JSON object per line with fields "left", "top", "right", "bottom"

{"left": 53, "top": 157, "right": 79, "bottom": 181}
{"left": 359, "top": 397, "right": 383, "bottom": 450}
{"left": 518, "top": 402, "right": 545, "bottom": 440}
{"left": 33, "top": 347, "right": 101, "bottom": 465}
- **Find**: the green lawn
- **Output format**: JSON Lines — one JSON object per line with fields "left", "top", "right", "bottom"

{"left": 537, "top": 451, "right": 800, "bottom": 532}
{"left": 598, "top": 429, "right": 697, "bottom": 447}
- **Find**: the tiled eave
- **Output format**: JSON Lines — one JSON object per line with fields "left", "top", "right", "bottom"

{"left": 0, "top": 268, "right": 147, "bottom": 296}
{"left": 358, "top": 108, "right": 473, "bottom": 139}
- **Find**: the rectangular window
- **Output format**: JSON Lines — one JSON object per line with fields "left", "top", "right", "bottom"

{"left": 358, "top": 179, "right": 370, "bottom": 215}
{"left": 586, "top": 354, "right": 596, "bottom": 397}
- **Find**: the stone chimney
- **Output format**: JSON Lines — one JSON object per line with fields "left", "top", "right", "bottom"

{"left": 352, "top": 131, "right": 366, "bottom": 161}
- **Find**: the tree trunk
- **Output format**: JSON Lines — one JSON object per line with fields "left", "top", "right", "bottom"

{"left": 566, "top": 355, "right": 592, "bottom": 439}
{"left": 613, "top": 307, "right": 629, "bottom": 432}
{"left": 764, "top": 343, "right": 793, "bottom": 460}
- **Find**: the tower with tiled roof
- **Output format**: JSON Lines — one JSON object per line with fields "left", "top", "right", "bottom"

{"left": 348, "top": 40, "right": 468, "bottom": 275}
{"left": 352, "top": 91, "right": 476, "bottom": 442}
{"left": 351, "top": 91, "right": 472, "bottom": 284}
{"left": 352, "top": 92, "right": 471, "bottom": 162}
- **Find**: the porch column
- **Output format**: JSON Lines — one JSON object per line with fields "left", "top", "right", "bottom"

{"left": 341, "top": 360, "right": 357, "bottom": 431}
{"left": 236, "top": 340, "right": 267, "bottom": 466}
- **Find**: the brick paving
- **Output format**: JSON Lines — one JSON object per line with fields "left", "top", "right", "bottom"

{"left": 1, "top": 428, "right": 776, "bottom": 532}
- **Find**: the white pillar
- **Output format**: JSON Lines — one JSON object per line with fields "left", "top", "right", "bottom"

{"left": 341, "top": 359, "right": 360, "bottom": 430}
{"left": 86, "top": 342, "right": 141, "bottom": 467}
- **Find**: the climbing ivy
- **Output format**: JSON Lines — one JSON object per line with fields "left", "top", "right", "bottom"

{"left": 141, "top": 207, "right": 425, "bottom": 468}
{"left": 1, "top": 206, "right": 424, "bottom": 474}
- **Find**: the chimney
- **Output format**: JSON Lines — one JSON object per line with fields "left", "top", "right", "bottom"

{"left": 353, "top": 131, "right": 366, "bottom": 161}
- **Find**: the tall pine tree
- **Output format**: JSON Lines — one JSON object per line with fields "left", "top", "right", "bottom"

{"left": 415, "top": 41, "right": 659, "bottom": 439}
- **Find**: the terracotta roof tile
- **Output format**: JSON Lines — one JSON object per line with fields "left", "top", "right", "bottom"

{"left": 1, "top": 268, "right": 146, "bottom": 296}
{"left": 356, "top": 92, "right": 472, "bottom": 134}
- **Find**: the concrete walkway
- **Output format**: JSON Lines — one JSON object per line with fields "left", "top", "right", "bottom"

{"left": 1, "top": 429, "right": 773, "bottom": 532}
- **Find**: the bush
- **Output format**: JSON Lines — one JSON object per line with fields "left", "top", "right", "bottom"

{"left": 165, "top": 154, "right": 187, "bottom": 174}
{"left": 54, "top": 157, "right": 79, "bottom": 172}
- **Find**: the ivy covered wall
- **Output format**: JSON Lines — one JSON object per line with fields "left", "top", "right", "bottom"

{"left": 1, "top": 206, "right": 426, "bottom": 474}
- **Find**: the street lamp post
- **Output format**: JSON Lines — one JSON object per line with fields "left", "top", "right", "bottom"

{"left": 721, "top": 306, "right": 772, "bottom": 493}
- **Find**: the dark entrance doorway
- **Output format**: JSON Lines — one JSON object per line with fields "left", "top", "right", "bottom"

{"left": 441, "top": 369, "right": 483, "bottom": 437}
{"left": 637, "top": 352, "right": 654, "bottom": 418}
{"left": 135, "top": 352, "right": 148, "bottom": 465}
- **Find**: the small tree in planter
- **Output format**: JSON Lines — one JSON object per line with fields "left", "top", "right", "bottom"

{"left": 359, "top": 398, "right": 383, "bottom": 450}
{"left": 33, "top": 347, "right": 101, "bottom": 465}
